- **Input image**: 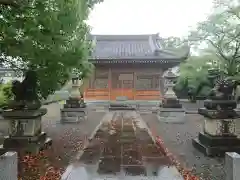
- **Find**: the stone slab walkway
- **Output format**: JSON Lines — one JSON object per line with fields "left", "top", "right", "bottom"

{"left": 61, "top": 111, "right": 184, "bottom": 180}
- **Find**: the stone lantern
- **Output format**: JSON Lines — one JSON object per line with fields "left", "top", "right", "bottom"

{"left": 162, "top": 69, "right": 181, "bottom": 108}
{"left": 157, "top": 69, "right": 185, "bottom": 123}
{"left": 70, "top": 76, "right": 82, "bottom": 99}
{"left": 60, "top": 74, "right": 87, "bottom": 123}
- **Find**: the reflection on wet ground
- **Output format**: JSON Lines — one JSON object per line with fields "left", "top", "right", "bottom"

{"left": 78, "top": 111, "right": 172, "bottom": 177}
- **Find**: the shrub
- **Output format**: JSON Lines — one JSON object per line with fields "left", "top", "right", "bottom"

{"left": 0, "top": 82, "right": 13, "bottom": 108}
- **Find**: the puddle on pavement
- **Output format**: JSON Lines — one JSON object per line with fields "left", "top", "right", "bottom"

{"left": 78, "top": 111, "right": 172, "bottom": 177}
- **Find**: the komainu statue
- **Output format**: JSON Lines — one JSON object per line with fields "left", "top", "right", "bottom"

{"left": 209, "top": 79, "right": 237, "bottom": 100}
{"left": 9, "top": 70, "right": 41, "bottom": 110}
{"left": 204, "top": 78, "right": 238, "bottom": 110}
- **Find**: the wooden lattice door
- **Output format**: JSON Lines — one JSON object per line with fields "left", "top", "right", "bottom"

{"left": 111, "top": 72, "right": 134, "bottom": 100}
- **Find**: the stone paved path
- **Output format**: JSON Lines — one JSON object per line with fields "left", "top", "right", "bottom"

{"left": 62, "top": 110, "right": 183, "bottom": 180}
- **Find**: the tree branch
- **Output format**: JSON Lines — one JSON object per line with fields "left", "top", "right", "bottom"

{"left": 227, "top": 7, "right": 240, "bottom": 21}
{"left": 233, "top": 42, "right": 240, "bottom": 59}
{"left": 205, "top": 38, "right": 229, "bottom": 61}
{"left": 0, "top": 0, "right": 19, "bottom": 6}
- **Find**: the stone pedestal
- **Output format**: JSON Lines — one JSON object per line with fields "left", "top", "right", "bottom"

{"left": 161, "top": 98, "right": 182, "bottom": 108}
{"left": 61, "top": 98, "right": 87, "bottom": 123}
{"left": 158, "top": 99, "right": 185, "bottom": 123}
{"left": 63, "top": 98, "right": 86, "bottom": 109}
{"left": 192, "top": 107, "right": 240, "bottom": 157}
{"left": 158, "top": 108, "right": 185, "bottom": 123}
{"left": 0, "top": 109, "right": 52, "bottom": 154}
{"left": 61, "top": 108, "right": 87, "bottom": 123}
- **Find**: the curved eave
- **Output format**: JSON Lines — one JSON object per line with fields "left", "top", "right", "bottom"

{"left": 88, "top": 56, "right": 187, "bottom": 64}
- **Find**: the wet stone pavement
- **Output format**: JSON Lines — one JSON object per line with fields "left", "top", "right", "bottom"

{"left": 62, "top": 111, "right": 181, "bottom": 180}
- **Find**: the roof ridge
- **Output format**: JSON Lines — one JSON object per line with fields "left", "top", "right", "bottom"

{"left": 148, "top": 35, "right": 157, "bottom": 53}
{"left": 92, "top": 34, "right": 158, "bottom": 41}
{"left": 90, "top": 34, "right": 157, "bottom": 36}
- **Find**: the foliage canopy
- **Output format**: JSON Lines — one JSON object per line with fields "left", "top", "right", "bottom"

{"left": 0, "top": 0, "right": 102, "bottom": 99}
{"left": 175, "top": 0, "right": 240, "bottom": 99}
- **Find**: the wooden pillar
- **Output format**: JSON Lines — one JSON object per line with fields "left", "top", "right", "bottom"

{"left": 108, "top": 67, "right": 111, "bottom": 101}
{"left": 133, "top": 71, "right": 136, "bottom": 100}
{"left": 158, "top": 68, "right": 163, "bottom": 98}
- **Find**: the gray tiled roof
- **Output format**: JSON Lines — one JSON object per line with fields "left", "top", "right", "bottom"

{"left": 89, "top": 34, "right": 189, "bottom": 61}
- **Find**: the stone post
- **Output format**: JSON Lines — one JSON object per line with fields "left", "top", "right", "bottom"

{"left": 60, "top": 76, "right": 87, "bottom": 123}
{"left": 0, "top": 152, "right": 18, "bottom": 180}
{"left": 157, "top": 69, "right": 185, "bottom": 123}
{"left": 225, "top": 152, "right": 240, "bottom": 180}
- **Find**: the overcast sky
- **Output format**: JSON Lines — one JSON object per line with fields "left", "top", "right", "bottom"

{"left": 87, "top": 0, "right": 214, "bottom": 38}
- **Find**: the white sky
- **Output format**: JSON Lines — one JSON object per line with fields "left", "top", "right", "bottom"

{"left": 87, "top": 0, "right": 214, "bottom": 38}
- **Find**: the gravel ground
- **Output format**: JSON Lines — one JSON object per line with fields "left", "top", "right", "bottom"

{"left": 141, "top": 113, "right": 225, "bottom": 180}
{"left": 41, "top": 103, "right": 105, "bottom": 166}
{"left": 19, "top": 102, "right": 105, "bottom": 179}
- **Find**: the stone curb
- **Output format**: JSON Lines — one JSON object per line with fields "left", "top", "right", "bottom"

{"left": 185, "top": 111, "right": 198, "bottom": 114}
{"left": 42, "top": 99, "right": 65, "bottom": 105}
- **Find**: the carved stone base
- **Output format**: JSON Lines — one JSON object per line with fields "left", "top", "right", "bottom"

{"left": 161, "top": 98, "right": 182, "bottom": 108}
{"left": 60, "top": 108, "right": 87, "bottom": 123}
{"left": 193, "top": 106, "right": 240, "bottom": 156}
{"left": 2, "top": 108, "right": 47, "bottom": 137}
{"left": 0, "top": 132, "right": 52, "bottom": 154}
{"left": 199, "top": 108, "right": 238, "bottom": 119}
{"left": 199, "top": 109, "right": 238, "bottom": 137}
{"left": 63, "top": 98, "right": 86, "bottom": 108}
{"left": 192, "top": 135, "right": 240, "bottom": 157}
{"left": 204, "top": 99, "right": 236, "bottom": 110}
{"left": 0, "top": 108, "right": 52, "bottom": 155}
{"left": 158, "top": 108, "right": 185, "bottom": 123}
{"left": 198, "top": 131, "right": 240, "bottom": 146}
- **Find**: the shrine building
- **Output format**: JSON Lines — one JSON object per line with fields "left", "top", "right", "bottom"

{"left": 84, "top": 34, "right": 189, "bottom": 101}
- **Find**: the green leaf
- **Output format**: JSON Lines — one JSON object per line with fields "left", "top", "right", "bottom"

{"left": 0, "top": 0, "right": 103, "bottom": 99}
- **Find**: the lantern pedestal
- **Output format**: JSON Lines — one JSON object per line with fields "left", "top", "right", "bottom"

{"left": 0, "top": 109, "right": 52, "bottom": 154}
{"left": 161, "top": 98, "right": 183, "bottom": 108}
{"left": 158, "top": 108, "right": 185, "bottom": 123}
{"left": 61, "top": 98, "right": 87, "bottom": 123}
{"left": 192, "top": 103, "right": 240, "bottom": 157}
